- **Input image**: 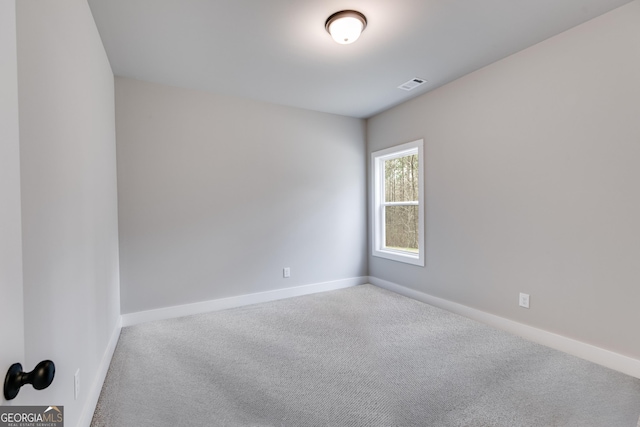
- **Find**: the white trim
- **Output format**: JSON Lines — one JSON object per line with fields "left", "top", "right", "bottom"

{"left": 371, "top": 139, "right": 425, "bottom": 267}
{"left": 77, "top": 317, "right": 122, "bottom": 427}
{"left": 383, "top": 201, "right": 419, "bottom": 206}
{"left": 368, "top": 276, "right": 640, "bottom": 379}
{"left": 121, "top": 277, "right": 368, "bottom": 327}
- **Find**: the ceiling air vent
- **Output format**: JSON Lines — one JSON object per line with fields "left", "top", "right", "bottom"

{"left": 398, "top": 78, "right": 427, "bottom": 91}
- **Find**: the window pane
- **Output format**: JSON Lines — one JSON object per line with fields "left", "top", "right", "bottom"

{"left": 384, "top": 154, "right": 419, "bottom": 202}
{"left": 385, "top": 205, "right": 419, "bottom": 253}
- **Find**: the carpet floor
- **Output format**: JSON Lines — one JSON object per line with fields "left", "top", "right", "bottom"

{"left": 92, "top": 285, "right": 640, "bottom": 426}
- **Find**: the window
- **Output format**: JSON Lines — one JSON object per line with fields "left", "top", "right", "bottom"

{"left": 371, "top": 139, "right": 424, "bottom": 266}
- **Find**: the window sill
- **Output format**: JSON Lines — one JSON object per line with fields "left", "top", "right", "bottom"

{"left": 372, "top": 248, "right": 424, "bottom": 266}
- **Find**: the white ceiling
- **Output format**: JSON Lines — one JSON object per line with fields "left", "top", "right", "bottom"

{"left": 88, "top": 0, "right": 632, "bottom": 118}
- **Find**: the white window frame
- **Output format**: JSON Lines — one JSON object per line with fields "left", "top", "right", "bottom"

{"left": 371, "top": 139, "right": 424, "bottom": 266}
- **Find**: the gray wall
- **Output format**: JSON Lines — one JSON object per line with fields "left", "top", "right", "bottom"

{"left": 0, "top": 0, "right": 25, "bottom": 396}
{"left": 17, "top": 0, "right": 121, "bottom": 424}
{"left": 368, "top": 1, "right": 640, "bottom": 359}
{"left": 116, "top": 78, "right": 367, "bottom": 314}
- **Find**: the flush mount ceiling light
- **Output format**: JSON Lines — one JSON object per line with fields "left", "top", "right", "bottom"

{"left": 325, "top": 10, "right": 367, "bottom": 45}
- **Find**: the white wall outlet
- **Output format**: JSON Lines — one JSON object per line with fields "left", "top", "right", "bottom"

{"left": 519, "top": 293, "right": 530, "bottom": 309}
{"left": 283, "top": 267, "right": 291, "bottom": 278}
{"left": 74, "top": 369, "right": 80, "bottom": 400}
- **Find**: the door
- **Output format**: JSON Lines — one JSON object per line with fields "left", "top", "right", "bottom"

{"left": 1, "top": 0, "right": 25, "bottom": 405}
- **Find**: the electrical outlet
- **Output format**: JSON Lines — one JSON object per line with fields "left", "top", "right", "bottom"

{"left": 283, "top": 267, "right": 290, "bottom": 278}
{"left": 519, "top": 293, "right": 530, "bottom": 309}
{"left": 74, "top": 369, "right": 80, "bottom": 400}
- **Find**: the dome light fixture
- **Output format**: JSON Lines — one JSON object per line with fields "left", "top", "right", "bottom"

{"left": 325, "top": 10, "right": 367, "bottom": 45}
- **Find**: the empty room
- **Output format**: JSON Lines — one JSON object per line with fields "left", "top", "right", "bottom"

{"left": 2, "top": 0, "right": 640, "bottom": 426}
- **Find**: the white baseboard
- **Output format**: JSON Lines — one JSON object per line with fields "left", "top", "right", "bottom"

{"left": 368, "top": 276, "right": 640, "bottom": 379}
{"left": 78, "top": 317, "right": 122, "bottom": 427}
{"left": 121, "top": 276, "right": 368, "bottom": 327}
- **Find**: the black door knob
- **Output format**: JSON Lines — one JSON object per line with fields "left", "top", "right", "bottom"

{"left": 4, "top": 360, "right": 55, "bottom": 400}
